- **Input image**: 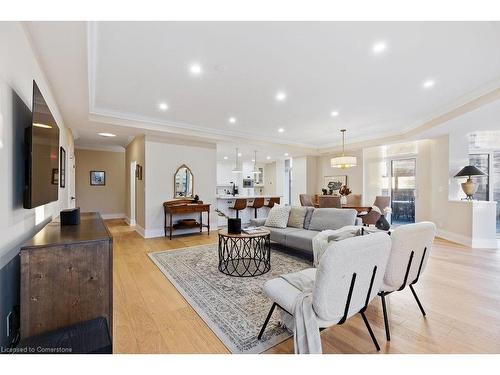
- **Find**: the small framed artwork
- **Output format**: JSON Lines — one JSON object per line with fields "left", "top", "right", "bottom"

{"left": 90, "top": 170, "right": 106, "bottom": 186}
{"left": 324, "top": 175, "right": 347, "bottom": 193}
{"left": 60, "top": 147, "right": 66, "bottom": 188}
{"left": 51, "top": 168, "right": 59, "bottom": 185}
{"left": 136, "top": 164, "right": 143, "bottom": 180}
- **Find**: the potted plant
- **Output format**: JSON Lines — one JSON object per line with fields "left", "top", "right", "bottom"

{"left": 338, "top": 185, "right": 351, "bottom": 205}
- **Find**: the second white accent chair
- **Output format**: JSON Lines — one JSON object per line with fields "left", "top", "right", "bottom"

{"left": 258, "top": 233, "right": 392, "bottom": 353}
{"left": 378, "top": 222, "right": 437, "bottom": 340}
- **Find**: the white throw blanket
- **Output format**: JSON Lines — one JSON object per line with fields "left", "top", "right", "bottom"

{"left": 312, "top": 226, "right": 360, "bottom": 267}
{"left": 279, "top": 271, "right": 321, "bottom": 354}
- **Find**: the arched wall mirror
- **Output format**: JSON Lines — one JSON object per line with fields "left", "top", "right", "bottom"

{"left": 174, "top": 164, "right": 194, "bottom": 198}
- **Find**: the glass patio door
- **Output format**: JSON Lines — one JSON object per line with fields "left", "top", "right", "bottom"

{"left": 391, "top": 158, "right": 416, "bottom": 225}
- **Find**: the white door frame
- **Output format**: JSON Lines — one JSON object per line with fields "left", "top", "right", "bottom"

{"left": 129, "top": 161, "right": 137, "bottom": 226}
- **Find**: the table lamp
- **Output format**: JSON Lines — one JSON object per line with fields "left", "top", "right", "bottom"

{"left": 454, "top": 165, "right": 487, "bottom": 200}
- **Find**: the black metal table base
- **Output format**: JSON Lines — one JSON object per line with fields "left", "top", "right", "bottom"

{"left": 218, "top": 234, "right": 271, "bottom": 277}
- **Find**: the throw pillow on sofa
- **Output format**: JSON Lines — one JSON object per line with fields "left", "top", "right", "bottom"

{"left": 265, "top": 204, "right": 291, "bottom": 228}
{"left": 287, "top": 206, "right": 307, "bottom": 228}
{"left": 308, "top": 208, "right": 357, "bottom": 231}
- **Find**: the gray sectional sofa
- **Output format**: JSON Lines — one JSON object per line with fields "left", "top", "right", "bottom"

{"left": 250, "top": 207, "right": 360, "bottom": 255}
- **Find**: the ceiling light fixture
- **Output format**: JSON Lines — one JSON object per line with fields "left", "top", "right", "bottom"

{"left": 331, "top": 111, "right": 339, "bottom": 117}
{"left": 158, "top": 102, "right": 169, "bottom": 111}
{"left": 189, "top": 63, "right": 203, "bottom": 75}
{"left": 422, "top": 79, "right": 435, "bottom": 89}
{"left": 228, "top": 117, "right": 237, "bottom": 124}
{"left": 266, "top": 156, "right": 271, "bottom": 160}
{"left": 232, "top": 148, "right": 242, "bottom": 173}
{"left": 278, "top": 127, "right": 285, "bottom": 133}
{"left": 252, "top": 151, "right": 261, "bottom": 174}
{"left": 98, "top": 132, "right": 116, "bottom": 137}
{"left": 372, "top": 41, "right": 387, "bottom": 54}
{"left": 275, "top": 91, "right": 287, "bottom": 102}
{"left": 223, "top": 156, "right": 228, "bottom": 160}
{"left": 330, "top": 129, "right": 357, "bottom": 169}
{"left": 238, "top": 152, "right": 242, "bottom": 157}
{"left": 284, "top": 153, "right": 289, "bottom": 157}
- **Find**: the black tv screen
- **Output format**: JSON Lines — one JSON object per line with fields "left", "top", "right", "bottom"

{"left": 24, "top": 81, "right": 60, "bottom": 209}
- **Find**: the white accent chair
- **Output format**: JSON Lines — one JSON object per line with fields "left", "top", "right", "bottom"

{"left": 378, "top": 222, "right": 436, "bottom": 341}
{"left": 258, "top": 233, "right": 392, "bottom": 352}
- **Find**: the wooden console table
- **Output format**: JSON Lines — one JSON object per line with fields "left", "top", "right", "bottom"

{"left": 163, "top": 200, "right": 210, "bottom": 239}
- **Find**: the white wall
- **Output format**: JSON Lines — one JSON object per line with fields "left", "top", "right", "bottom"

{"left": 0, "top": 22, "right": 74, "bottom": 345}
{"left": 144, "top": 137, "right": 218, "bottom": 238}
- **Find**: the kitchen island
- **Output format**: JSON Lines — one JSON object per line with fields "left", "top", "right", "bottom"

{"left": 216, "top": 195, "right": 282, "bottom": 226}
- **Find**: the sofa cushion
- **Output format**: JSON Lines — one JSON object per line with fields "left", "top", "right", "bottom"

{"left": 303, "top": 207, "right": 315, "bottom": 229}
{"left": 287, "top": 206, "right": 307, "bottom": 228}
{"left": 264, "top": 226, "right": 301, "bottom": 243}
{"left": 285, "top": 229, "right": 320, "bottom": 253}
{"left": 265, "top": 204, "right": 291, "bottom": 228}
{"left": 308, "top": 208, "right": 357, "bottom": 231}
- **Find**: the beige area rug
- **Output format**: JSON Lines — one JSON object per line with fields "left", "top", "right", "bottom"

{"left": 148, "top": 244, "right": 311, "bottom": 354}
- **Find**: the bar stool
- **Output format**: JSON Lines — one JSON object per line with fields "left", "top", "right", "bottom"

{"left": 265, "top": 197, "right": 280, "bottom": 209}
{"left": 228, "top": 198, "right": 247, "bottom": 219}
{"left": 247, "top": 198, "right": 265, "bottom": 218}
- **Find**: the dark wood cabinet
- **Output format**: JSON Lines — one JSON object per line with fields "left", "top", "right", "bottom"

{"left": 20, "top": 212, "right": 113, "bottom": 340}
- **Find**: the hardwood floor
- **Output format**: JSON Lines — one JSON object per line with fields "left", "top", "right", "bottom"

{"left": 108, "top": 219, "right": 500, "bottom": 354}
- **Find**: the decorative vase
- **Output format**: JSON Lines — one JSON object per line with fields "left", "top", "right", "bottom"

{"left": 227, "top": 218, "right": 242, "bottom": 234}
{"left": 376, "top": 215, "right": 391, "bottom": 231}
{"left": 340, "top": 195, "right": 347, "bottom": 205}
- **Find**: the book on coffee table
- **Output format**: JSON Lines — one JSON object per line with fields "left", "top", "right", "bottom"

{"left": 242, "top": 226, "right": 267, "bottom": 235}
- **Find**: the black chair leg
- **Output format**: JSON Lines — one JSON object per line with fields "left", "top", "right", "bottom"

{"left": 254, "top": 208, "right": 258, "bottom": 219}
{"left": 360, "top": 311, "right": 380, "bottom": 351}
{"left": 380, "top": 293, "right": 390, "bottom": 341}
{"left": 236, "top": 210, "right": 239, "bottom": 219}
{"left": 258, "top": 303, "right": 277, "bottom": 340}
{"left": 409, "top": 285, "right": 426, "bottom": 316}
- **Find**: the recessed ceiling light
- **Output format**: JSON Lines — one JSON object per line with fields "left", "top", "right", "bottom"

{"left": 284, "top": 153, "right": 289, "bottom": 157}
{"left": 189, "top": 63, "right": 202, "bottom": 75}
{"left": 98, "top": 133, "right": 116, "bottom": 137}
{"left": 422, "top": 79, "right": 436, "bottom": 89}
{"left": 275, "top": 91, "right": 287, "bottom": 102}
{"left": 266, "top": 156, "right": 271, "bottom": 160}
{"left": 158, "top": 102, "right": 169, "bottom": 111}
{"left": 223, "top": 156, "right": 228, "bottom": 160}
{"left": 278, "top": 127, "right": 285, "bottom": 133}
{"left": 238, "top": 152, "right": 242, "bottom": 157}
{"left": 372, "top": 41, "right": 387, "bottom": 54}
{"left": 251, "top": 159, "right": 255, "bottom": 162}
{"left": 228, "top": 117, "right": 237, "bottom": 124}
{"left": 331, "top": 111, "right": 339, "bottom": 117}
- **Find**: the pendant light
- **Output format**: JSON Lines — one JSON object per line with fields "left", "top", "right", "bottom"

{"left": 330, "top": 129, "right": 357, "bottom": 169}
{"left": 232, "top": 147, "right": 242, "bottom": 173}
{"left": 252, "top": 150, "right": 260, "bottom": 174}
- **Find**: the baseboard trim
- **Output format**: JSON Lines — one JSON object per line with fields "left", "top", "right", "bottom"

{"left": 101, "top": 213, "right": 126, "bottom": 220}
{"left": 437, "top": 229, "right": 498, "bottom": 249}
{"left": 135, "top": 224, "right": 145, "bottom": 238}
{"left": 124, "top": 217, "right": 136, "bottom": 226}
{"left": 436, "top": 229, "right": 471, "bottom": 247}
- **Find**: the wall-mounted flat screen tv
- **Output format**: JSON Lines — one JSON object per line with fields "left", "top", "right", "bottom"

{"left": 24, "top": 81, "right": 60, "bottom": 209}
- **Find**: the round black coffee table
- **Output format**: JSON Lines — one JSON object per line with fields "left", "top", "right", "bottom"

{"left": 218, "top": 229, "right": 271, "bottom": 277}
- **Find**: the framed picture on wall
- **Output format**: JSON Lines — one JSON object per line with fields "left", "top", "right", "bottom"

{"left": 136, "top": 164, "right": 143, "bottom": 180}
{"left": 60, "top": 147, "right": 66, "bottom": 188}
{"left": 90, "top": 170, "right": 106, "bottom": 186}
{"left": 323, "top": 175, "right": 347, "bottom": 193}
{"left": 51, "top": 168, "right": 59, "bottom": 185}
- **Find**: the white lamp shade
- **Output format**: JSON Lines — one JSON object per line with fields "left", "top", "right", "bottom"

{"left": 330, "top": 155, "right": 357, "bottom": 169}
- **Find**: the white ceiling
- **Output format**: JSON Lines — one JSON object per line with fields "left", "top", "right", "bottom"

{"left": 24, "top": 21, "right": 500, "bottom": 153}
